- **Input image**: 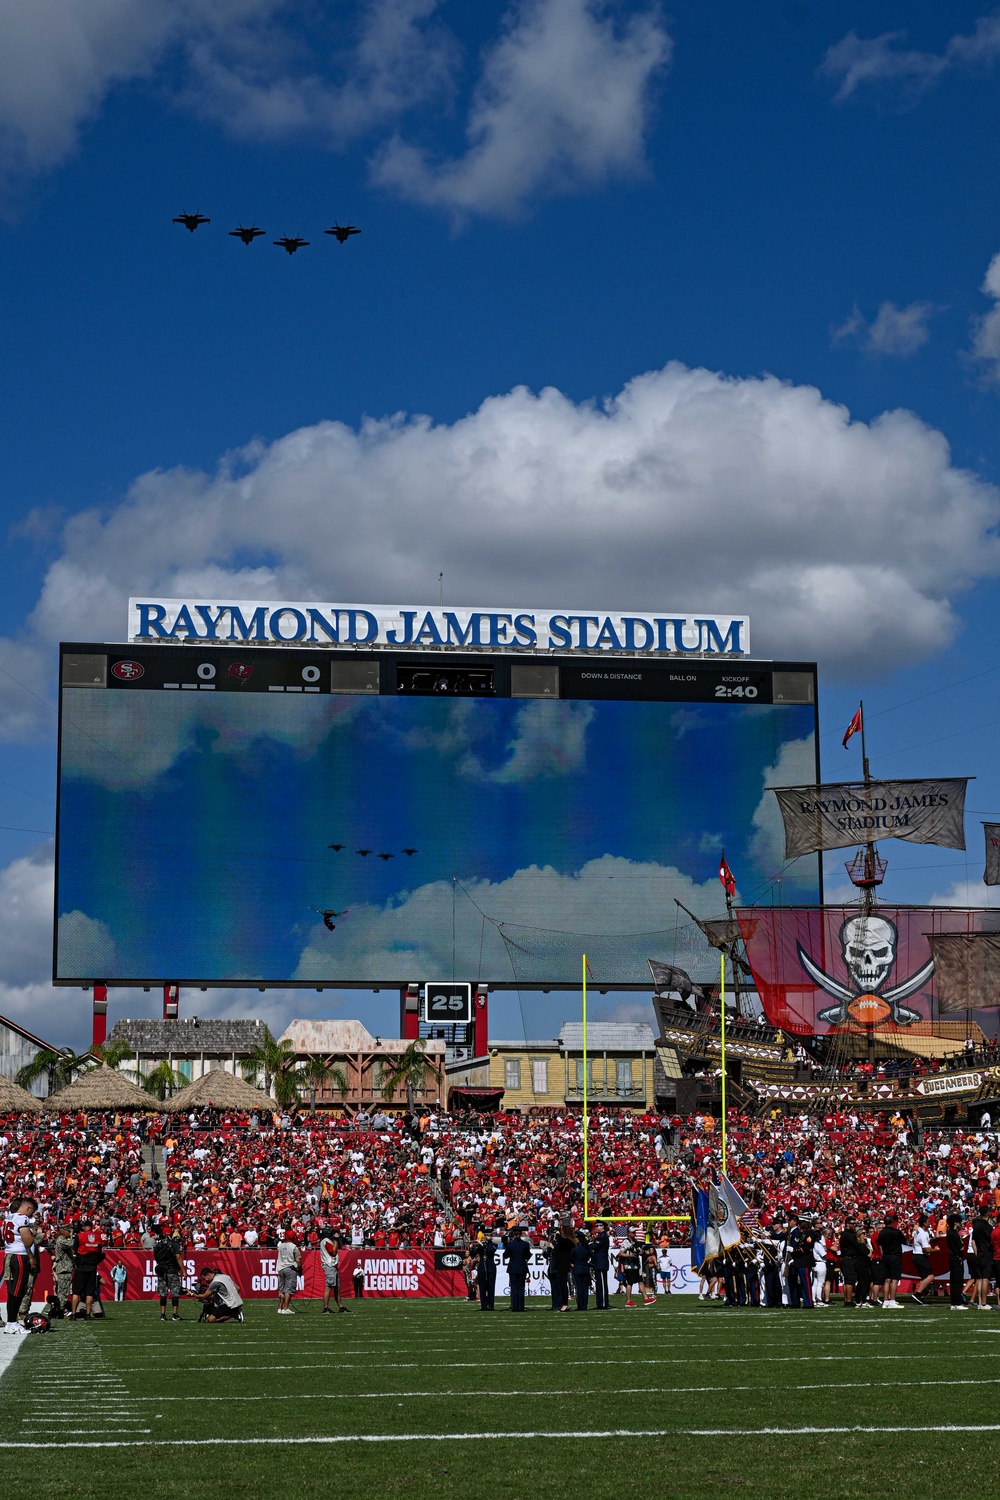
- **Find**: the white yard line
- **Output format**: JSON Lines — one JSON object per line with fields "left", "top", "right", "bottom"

{"left": 112, "top": 1347, "right": 998, "bottom": 1375}
{"left": 114, "top": 1373, "right": 1000, "bottom": 1402}
{"left": 8, "top": 1423, "right": 1000, "bottom": 1449}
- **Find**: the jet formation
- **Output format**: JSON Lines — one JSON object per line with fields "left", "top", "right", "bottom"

{"left": 175, "top": 214, "right": 361, "bottom": 254}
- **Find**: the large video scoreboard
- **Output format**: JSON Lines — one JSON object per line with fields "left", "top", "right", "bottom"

{"left": 54, "top": 643, "right": 820, "bottom": 988}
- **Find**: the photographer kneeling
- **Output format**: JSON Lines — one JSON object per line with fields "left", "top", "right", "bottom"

{"left": 190, "top": 1267, "right": 244, "bottom": 1324}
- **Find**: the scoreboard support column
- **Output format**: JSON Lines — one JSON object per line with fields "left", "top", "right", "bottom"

{"left": 91, "top": 984, "right": 108, "bottom": 1048}
{"left": 400, "top": 982, "right": 420, "bottom": 1041}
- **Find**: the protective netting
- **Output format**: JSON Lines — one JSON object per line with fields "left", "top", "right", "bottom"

{"left": 495, "top": 915, "right": 722, "bottom": 988}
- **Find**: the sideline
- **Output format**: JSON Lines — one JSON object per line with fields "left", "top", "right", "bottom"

{"left": 0, "top": 1331, "right": 26, "bottom": 1383}
{"left": 8, "top": 1423, "right": 1000, "bottom": 1449}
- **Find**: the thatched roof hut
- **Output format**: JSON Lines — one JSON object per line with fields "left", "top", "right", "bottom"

{"left": 0, "top": 1076, "right": 44, "bottom": 1113}
{"left": 165, "top": 1068, "right": 272, "bottom": 1114}
{"left": 43, "top": 1064, "right": 164, "bottom": 1113}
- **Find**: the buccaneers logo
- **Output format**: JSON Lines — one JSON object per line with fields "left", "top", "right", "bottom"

{"left": 797, "top": 914, "right": 933, "bottom": 1028}
{"left": 227, "top": 663, "right": 253, "bottom": 684}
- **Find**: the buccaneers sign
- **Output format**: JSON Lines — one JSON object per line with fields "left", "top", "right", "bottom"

{"left": 736, "top": 906, "right": 995, "bottom": 1036}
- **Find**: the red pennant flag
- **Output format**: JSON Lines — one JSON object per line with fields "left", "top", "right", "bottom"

{"left": 718, "top": 852, "right": 736, "bottom": 898}
{"left": 842, "top": 706, "right": 863, "bottom": 749}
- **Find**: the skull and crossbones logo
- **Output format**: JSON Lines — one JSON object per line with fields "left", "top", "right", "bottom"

{"left": 797, "top": 914, "right": 933, "bottom": 1027}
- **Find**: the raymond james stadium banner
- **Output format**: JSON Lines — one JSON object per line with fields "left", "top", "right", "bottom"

{"left": 771, "top": 779, "right": 968, "bottom": 858}
{"left": 737, "top": 906, "right": 996, "bottom": 1035}
{"left": 127, "top": 598, "right": 750, "bottom": 656}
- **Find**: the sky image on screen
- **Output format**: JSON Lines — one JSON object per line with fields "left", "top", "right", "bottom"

{"left": 55, "top": 688, "right": 818, "bottom": 987}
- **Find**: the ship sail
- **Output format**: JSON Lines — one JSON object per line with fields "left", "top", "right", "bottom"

{"left": 925, "top": 931, "right": 1000, "bottom": 1013}
{"left": 771, "top": 777, "right": 969, "bottom": 860}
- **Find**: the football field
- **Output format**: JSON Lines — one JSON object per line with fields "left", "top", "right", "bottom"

{"left": 2, "top": 1296, "right": 1000, "bottom": 1499}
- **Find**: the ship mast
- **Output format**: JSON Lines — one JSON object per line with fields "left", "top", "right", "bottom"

{"left": 844, "top": 700, "right": 887, "bottom": 1066}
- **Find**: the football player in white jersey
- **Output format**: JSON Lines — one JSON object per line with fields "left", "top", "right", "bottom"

{"left": 4, "top": 1196, "right": 38, "bottom": 1327}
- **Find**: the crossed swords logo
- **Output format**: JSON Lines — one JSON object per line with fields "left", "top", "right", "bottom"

{"left": 797, "top": 914, "right": 934, "bottom": 1028}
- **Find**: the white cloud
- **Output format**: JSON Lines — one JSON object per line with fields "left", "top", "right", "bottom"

{"left": 60, "top": 688, "right": 363, "bottom": 789}
{"left": 5, "top": 359, "right": 1000, "bottom": 748}
{"left": 927, "top": 877, "right": 994, "bottom": 908}
{"left": 294, "top": 853, "right": 728, "bottom": 984}
{"left": 0, "top": 0, "right": 457, "bottom": 195}
{"left": 834, "top": 300, "right": 936, "bottom": 358}
{"left": 749, "top": 735, "right": 816, "bottom": 878}
{"left": 0, "top": 0, "right": 663, "bottom": 216}
{"left": 56, "top": 910, "right": 119, "bottom": 978}
{"left": 374, "top": 0, "right": 670, "bottom": 218}
{"left": 821, "top": 16, "right": 1000, "bottom": 101}
{"left": 464, "top": 700, "right": 594, "bottom": 782}
{"left": 971, "top": 251, "right": 1000, "bottom": 382}
{"left": 179, "top": 0, "right": 458, "bottom": 146}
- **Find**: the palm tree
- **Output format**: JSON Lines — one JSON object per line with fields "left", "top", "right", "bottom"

{"left": 142, "top": 1060, "right": 186, "bottom": 1102}
{"left": 299, "top": 1056, "right": 348, "bottom": 1113}
{"left": 379, "top": 1039, "right": 440, "bottom": 1112}
{"left": 242, "top": 1026, "right": 297, "bottom": 1101}
{"left": 16, "top": 1047, "right": 97, "bottom": 1094}
{"left": 93, "top": 1039, "right": 138, "bottom": 1073}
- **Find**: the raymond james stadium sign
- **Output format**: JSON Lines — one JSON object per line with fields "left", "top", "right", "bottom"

{"left": 127, "top": 599, "right": 750, "bottom": 656}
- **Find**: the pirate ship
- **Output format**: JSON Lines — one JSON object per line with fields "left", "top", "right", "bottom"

{"left": 650, "top": 703, "right": 1000, "bottom": 1121}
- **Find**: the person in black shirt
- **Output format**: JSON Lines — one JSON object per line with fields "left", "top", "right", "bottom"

{"left": 591, "top": 1228, "right": 611, "bottom": 1310}
{"left": 503, "top": 1226, "right": 531, "bottom": 1313}
{"left": 549, "top": 1227, "right": 574, "bottom": 1312}
{"left": 571, "top": 1230, "right": 593, "bottom": 1311}
{"left": 946, "top": 1214, "right": 968, "bottom": 1310}
{"left": 840, "top": 1221, "right": 872, "bottom": 1308}
{"left": 152, "top": 1226, "right": 184, "bottom": 1322}
{"left": 969, "top": 1205, "right": 995, "bottom": 1310}
{"left": 477, "top": 1234, "right": 497, "bottom": 1312}
{"left": 875, "top": 1214, "right": 905, "bottom": 1309}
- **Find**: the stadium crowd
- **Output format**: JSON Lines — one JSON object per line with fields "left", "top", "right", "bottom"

{"left": 3, "top": 1102, "right": 1000, "bottom": 1257}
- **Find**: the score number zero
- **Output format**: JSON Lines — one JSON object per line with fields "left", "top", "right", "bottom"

{"left": 714, "top": 683, "right": 758, "bottom": 698}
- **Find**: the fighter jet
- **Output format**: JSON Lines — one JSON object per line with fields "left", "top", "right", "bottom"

{"left": 311, "top": 907, "right": 349, "bottom": 931}
{"left": 327, "top": 843, "right": 346, "bottom": 851}
{"left": 324, "top": 223, "right": 361, "bottom": 245}
{"left": 377, "top": 852, "right": 395, "bottom": 862}
{"left": 229, "top": 224, "right": 265, "bottom": 245}
{"left": 355, "top": 848, "right": 372, "bottom": 857}
{"left": 274, "top": 235, "right": 308, "bottom": 255}
{"left": 173, "top": 213, "right": 210, "bottom": 232}
{"left": 401, "top": 848, "right": 418, "bottom": 857}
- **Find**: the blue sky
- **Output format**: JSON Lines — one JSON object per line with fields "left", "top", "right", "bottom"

{"left": 2, "top": 1, "right": 1000, "bottom": 1045}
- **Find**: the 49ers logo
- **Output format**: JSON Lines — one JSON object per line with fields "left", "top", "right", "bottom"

{"left": 111, "top": 660, "right": 144, "bottom": 681}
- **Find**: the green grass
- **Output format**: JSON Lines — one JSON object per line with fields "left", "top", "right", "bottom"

{"left": 3, "top": 1295, "right": 1000, "bottom": 1499}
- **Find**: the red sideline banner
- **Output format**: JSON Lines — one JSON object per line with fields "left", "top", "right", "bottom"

{"left": 340, "top": 1250, "right": 465, "bottom": 1299}
{"left": 30, "top": 1248, "right": 465, "bottom": 1302}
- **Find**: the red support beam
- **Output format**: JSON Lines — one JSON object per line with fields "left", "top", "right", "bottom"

{"left": 92, "top": 985, "right": 108, "bottom": 1048}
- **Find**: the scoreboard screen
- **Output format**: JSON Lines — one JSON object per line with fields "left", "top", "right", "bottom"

{"left": 53, "top": 643, "right": 820, "bottom": 989}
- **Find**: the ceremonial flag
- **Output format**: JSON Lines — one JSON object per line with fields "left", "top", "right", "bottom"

{"left": 690, "top": 1188, "right": 710, "bottom": 1270}
{"left": 718, "top": 851, "right": 736, "bottom": 898}
{"left": 842, "top": 706, "right": 863, "bottom": 749}
{"left": 709, "top": 1180, "right": 740, "bottom": 1251}
{"left": 721, "top": 1171, "right": 750, "bottom": 1221}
